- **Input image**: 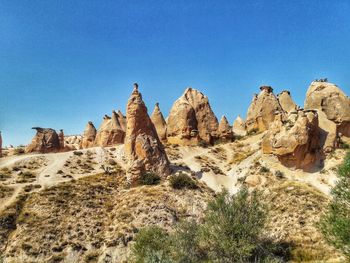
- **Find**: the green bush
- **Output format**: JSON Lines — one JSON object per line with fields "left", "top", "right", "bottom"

{"left": 138, "top": 172, "right": 161, "bottom": 186}
{"left": 132, "top": 188, "right": 288, "bottom": 263}
{"left": 170, "top": 173, "right": 197, "bottom": 189}
{"left": 319, "top": 151, "right": 350, "bottom": 260}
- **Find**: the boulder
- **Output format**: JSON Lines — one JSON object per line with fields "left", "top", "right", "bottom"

{"left": 125, "top": 84, "right": 170, "bottom": 185}
{"left": 278, "top": 90, "right": 297, "bottom": 113}
{"left": 94, "top": 111, "right": 125, "bottom": 147}
{"left": 167, "top": 88, "right": 218, "bottom": 145}
{"left": 218, "top": 115, "right": 233, "bottom": 141}
{"left": 26, "top": 127, "right": 62, "bottom": 153}
{"left": 150, "top": 103, "right": 167, "bottom": 142}
{"left": 304, "top": 81, "right": 350, "bottom": 137}
{"left": 81, "top": 121, "right": 97, "bottom": 149}
{"left": 246, "top": 86, "right": 284, "bottom": 133}
{"left": 232, "top": 115, "right": 247, "bottom": 136}
{"left": 262, "top": 110, "right": 323, "bottom": 171}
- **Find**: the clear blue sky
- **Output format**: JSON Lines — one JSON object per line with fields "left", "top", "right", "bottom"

{"left": 1, "top": 0, "right": 350, "bottom": 146}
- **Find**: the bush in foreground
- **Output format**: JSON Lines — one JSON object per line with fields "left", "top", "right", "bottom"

{"left": 131, "top": 188, "right": 288, "bottom": 262}
{"left": 138, "top": 172, "right": 161, "bottom": 186}
{"left": 319, "top": 151, "right": 350, "bottom": 260}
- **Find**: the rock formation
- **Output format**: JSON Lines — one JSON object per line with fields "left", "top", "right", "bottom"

{"left": 304, "top": 81, "right": 350, "bottom": 137}
{"left": 262, "top": 110, "right": 323, "bottom": 170}
{"left": 81, "top": 121, "right": 97, "bottom": 149}
{"left": 117, "top": 110, "right": 127, "bottom": 131}
{"left": 65, "top": 135, "right": 83, "bottom": 150}
{"left": 150, "top": 103, "right": 167, "bottom": 142}
{"left": 94, "top": 111, "right": 125, "bottom": 147}
{"left": 125, "top": 83, "right": 170, "bottom": 185}
{"left": 232, "top": 115, "right": 247, "bottom": 136}
{"left": 278, "top": 90, "right": 297, "bottom": 113}
{"left": 246, "top": 86, "right": 284, "bottom": 133}
{"left": 58, "top": 129, "right": 65, "bottom": 149}
{"left": 26, "top": 127, "right": 62, "bottom": 153}
{"left": 167, "top": 88, "right": 219, "bottom": 145}
{"left": 218, "top": 116, "right": 233, "bottom": 141}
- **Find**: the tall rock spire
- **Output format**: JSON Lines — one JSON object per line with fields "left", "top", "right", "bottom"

{"left": 150, "top": 103, "right": 167, "bottom": 143}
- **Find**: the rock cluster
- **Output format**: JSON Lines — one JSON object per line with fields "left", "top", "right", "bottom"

{"left": 94, "top": 111, "right": 125, "bottom": 147}
{"left": 262, "top": 110, "right": 323, "bottom": 170}
{"left": 167, "top": 88, "right": 219, "bottom": 145}
{"left": 26, "top": 127, "right": 63, "bottom": 153}
{"left": 232, "top": 115, "right": 247, "bottom": 136}
{"left": 125, "top": 84, "right": 170, "bottom": 185}
{"left": 278, "top": 90, "right": 297, "bottom": 113}
{"left": 81, "top": 121, "right": 97, "bottom": 149}
{"left": 305, "top": 81, "right": 350, "bottom": 137}
{"left": 150, "top": 103, "right": 167, "bottom": 143}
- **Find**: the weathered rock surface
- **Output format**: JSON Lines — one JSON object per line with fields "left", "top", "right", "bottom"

{"left": 81, "top": 121, "right": 97, "bottom": 149}
{"left": 58, "top": 129, "right": 65, "bottom": 149}
{"left": 26, "top": 127, "right": 62, "bottom": 153}
{"left": 125, "top": 84, "right": 170, "bottom": 185}
{"left": 117, "top": 110, "right": 127, "bottom": 131}
{"left": 278, "top": 90, "right": 297, "bottom": 113}
{"left": 317, "top": 110, "right": 337, "bottom": 153}
{"left": 150, "top": 103, "right": 167, "bottom": 142}
{"left": 218, "top": 116, "right": 233, "bottom": 141}
{"left": 94, "top": 111, "right": 125, "bottom": 147}
{"left": 262, "top": 110, "right": 323, "bottom": 170}
{"left": 232, "top": 115, "right": 247, "bottom": 136}
{"left": 246, "top": 86, "right": 284, "bottom": 133}
{"left": 167, "top": 88, "right": 218, "bottom": 145}
{"left": 304, "top": 81, "right": 350, "bottom": 137}
{"left": 65, "top": 135, "right": 83, "bottom": 150}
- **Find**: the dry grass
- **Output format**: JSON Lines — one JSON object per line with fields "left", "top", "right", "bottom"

{"left": 0, "top": 185, "right": 14, "bottom": 199}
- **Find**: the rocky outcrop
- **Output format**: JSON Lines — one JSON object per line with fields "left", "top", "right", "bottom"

{"left": 262, "top": 110, "right": 323, "bottom": 170}
{"left": 317, "top": 110, "right": 337, "bottom": 153}
{"left": 246, "top": 86, "right": 284, "bottom": 133}
{"left": 26, "top": 127, "right": 62, "bottom": 153}
{"left": 278, "top": 90, "right": 297, "bottom": 113}
{"left": 167, "top": 88, "right": 219, "bottom": 145}
{"left": 218, "top": 116, "right": 233, "bottom": 141}
{"left": 232, "top": 115, "right": 247, "bottom": 136}
{"left": 150, "top": 103, "right": 167, "bottom": 142}
{"left": 94, "top": 111, "right": 125, "bottom": 147}
{"left": 65, "top": 135, "right": 83, "bottom": 150}
{"left": 125, "top": 84, "right": 170, "bottom": 185}
{"left": 81, "top": 121, "right": 97, "bottom": 149}
{"left": 117, "top": 110, "right": 127, "bottom": 131}
{"left": 304, "top": 81, "right": 350, "bottom": 137}
{"left": 58, "top": 129, "right": 65, "bottom": 149}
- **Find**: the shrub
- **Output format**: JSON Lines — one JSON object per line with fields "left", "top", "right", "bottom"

{"left": 260, "top": 166, "right": 270, "bottom": 173}
{"left": 319, "top": 151, "right": 350, "bottom": 260}
{"left": 275, "top": 170, "right": 285, "bottom": 179}
{"left": 170, "top": 173, "right": 198, "bottom": 189}
{"left": 14, "top": 147, "right": 25, "bottom": 155}
{"left": 73, "top": 151, "right": 83, "bottom": 156}
{"left": 138, "top": 172, "right": 161, "bottom": 186}
{"left": 132, "top": 226, "right": 171, "bottom": 263}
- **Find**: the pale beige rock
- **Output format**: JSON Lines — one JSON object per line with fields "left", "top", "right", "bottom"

{"left": 246, "top": 86, "right": 284, "bottom": 133}
{"left": 94, "top": 111, "right": 125, "bottom": 147}
{"left": 117, "top": 110, "right": 127, "bottom": 131}
{"left": 304, "top": 81, "right": 350, "bottom": 137}
{"left": 167, "top": 88, "right": 219, "bottom": 145}
{"left": 245, "top": 174, "right": 262, "bottom": 187}
{"left": 125, "top": 84, "right": 170, "bottom": 185}
{"left": 232, "top": 115, "right": 247, "bottom": 136}
{"left": 218, "top": 115, "right": 233, "bottom": 141}
{"left": 26, "top": 127, "right": 62, "bottom": 153}
{"left": 64, "top": 135, "right": 83, "bottom": 150}
{"left": 150, "top": 103, "right": 167, "bottom": 142}
{"left": 262, "top": 110, "right": 323, "bottom": 170}
{"left": 81, "top": 121, "right": 97, "bottom": 149}
{"left": 278, "top": 90, "right": 297, "bottom": 113}
{"left": 317, "top": 110, "right": 337, "bottom": 153}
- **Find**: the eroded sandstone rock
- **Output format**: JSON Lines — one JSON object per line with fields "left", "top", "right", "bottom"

{"left": 117, "top": 110, "right": 127, "bottom": 131}
{"left": 26, "top": 127, "right": 62, "bottom": 153}
{"left": 94, "top": 111, "right": 125, "bottom": 147}
{"left": 81, "top": 121, "right": 97, "bottom": 149}
{"left": 304, "top": 81, "right": 350, "bottom": 137}
{"left": 218, "top": 115, "right": 233, "bottom": 141}
{"left": 65, "top": 135, "right": 83, "bottom": 150}
{"left": 278, "top": 90, "right": 297, "bottom": 113}
{"left": 262, "top": 110, "right": 323, "bottom": 170}
{"left": 232, "top": 115, "right": 247, "bottom": 136}
{"left": 150, "top": 103, "right": 167, "bottom": 142}
{"left": 246, "top": 86, "right": 284, "bottom": 133}
{"left": 167, "top": 88, "right": 218, "bottom": 145}
{"left": 125, "top": 84, "right": 170, "bottom": 185}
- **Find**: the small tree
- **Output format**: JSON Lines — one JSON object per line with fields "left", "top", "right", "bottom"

{"left": 320, "top": 151, "right": 350, "bottom": 259}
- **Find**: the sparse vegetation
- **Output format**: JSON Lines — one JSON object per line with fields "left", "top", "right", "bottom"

{"left": 170, "top": 173, "right": 198, "bottom": 190}
{"left": 138, "top": 172, "right": 161, "bottom": 185}
{"left": 275, "top": 170, "right": 285, "bottom": 179}
{"left": 319, "top": 151, "right": 350, "bottom": 260}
